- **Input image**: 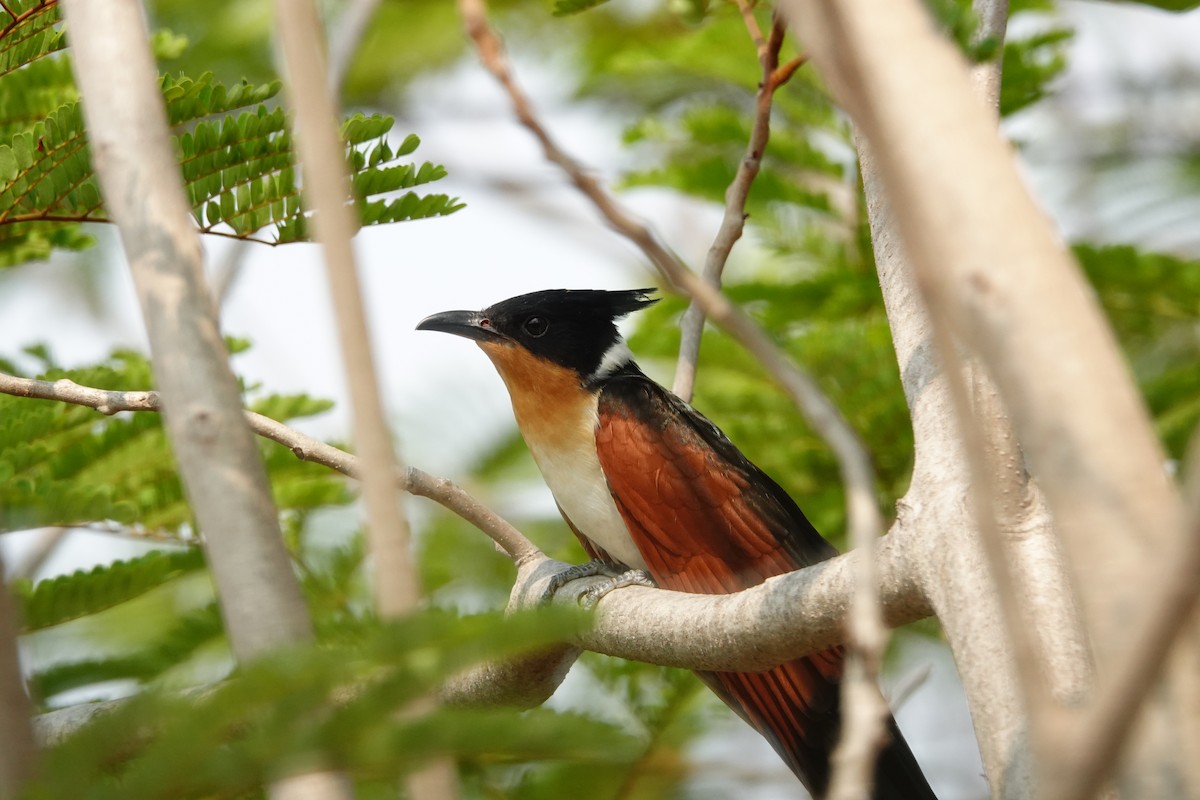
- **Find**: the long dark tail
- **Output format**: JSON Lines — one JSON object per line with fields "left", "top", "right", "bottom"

{"left": 697, "top": 647, "right": 936, "bottom": 799}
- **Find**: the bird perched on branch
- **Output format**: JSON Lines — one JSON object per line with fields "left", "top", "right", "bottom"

{"left": 418, "top": 288, "right": 935, "bottom": 799}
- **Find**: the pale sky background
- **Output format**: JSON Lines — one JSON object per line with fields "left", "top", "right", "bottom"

{"left": 2, "top": 2, "right": 1198, "bottom": 797}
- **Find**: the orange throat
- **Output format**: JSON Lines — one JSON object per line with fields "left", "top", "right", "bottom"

{"left": 477, "top": 340, "right": 596, "bottom": 449}
{"left": 476, "top": 340, "right": 646, "bottom": 570}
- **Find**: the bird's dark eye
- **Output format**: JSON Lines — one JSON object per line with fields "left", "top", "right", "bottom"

{"left": 523, "top": 316, "right": 549, "bottom": 337}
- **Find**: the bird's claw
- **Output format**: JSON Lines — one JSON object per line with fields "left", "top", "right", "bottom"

{"left": 541, "top": 560, "right": 653, "bottom": 607}
{"left": 577, "top": 569, "right": 655, "bottom": 610}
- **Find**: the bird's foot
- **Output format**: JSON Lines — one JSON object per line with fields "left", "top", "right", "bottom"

{"left": 542, "top": 560, "right": 651, "bottom": 606}
{"left": 577, "top": 569, "right": 655, "bottom": 610}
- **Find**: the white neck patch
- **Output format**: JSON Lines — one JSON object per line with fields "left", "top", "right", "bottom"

{"left": 590, "top": 338, "right": 633, "bottom": 382}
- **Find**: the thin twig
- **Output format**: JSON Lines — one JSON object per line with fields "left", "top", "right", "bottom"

{"left": 674, "top": 13, "right": 806, "bottom": 402}
{"left": 733, "top": 0, "right": 768, "bottom": 64}
{"left": 458, "top": 0, "right": 683, "bottom": 278}
{"left": 0, "top": 372, "right": 540, "bottom": 564}
{"left": 0, "top": 0, "right": 46, "bottom": 40}
{"left": 276, "top": 0, "right": 420, "bottom": 623}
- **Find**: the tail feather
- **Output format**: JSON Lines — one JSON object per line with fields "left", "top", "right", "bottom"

{"left": 697, "top": 650, "right": 936, "bottom": 799}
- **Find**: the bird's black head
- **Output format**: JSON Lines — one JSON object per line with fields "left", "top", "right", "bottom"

{"left": 417, "top": 288, "right": 658, "bottom": 382}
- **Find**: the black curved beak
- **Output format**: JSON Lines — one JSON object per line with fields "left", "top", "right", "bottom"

{"left": 416, "top": 309, "right": 507, "bottom": 343}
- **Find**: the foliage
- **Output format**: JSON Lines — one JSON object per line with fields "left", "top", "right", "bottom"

{"left": 0, "top": 346, "right": 350, "bottom": 535}
{"left": 13, "top": 548, "right": 206, "bottom": 633}
{"left": 0, "top": 343, "right": 350, "bottom": 704}
{"left": 27, "top": 602, "right": 223, "bottom": 702}
{"left": 0, "top": 2, "right": 462, "bottom": 268}
{"left": 23, "top": 610, "right": 646, "bottom": 800}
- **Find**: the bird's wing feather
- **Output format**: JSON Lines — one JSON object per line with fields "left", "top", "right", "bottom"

{"left": 593, "top": 372, "right": 936, "bottom": 799}
{"left": 595, "top": 373, "right": 847, "bottom": 792}
{"left": 594, "top": 372, "right": 837, "bottom": 590}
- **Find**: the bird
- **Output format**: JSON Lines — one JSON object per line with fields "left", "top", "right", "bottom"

{"left": 418, "top": 288, "right": 936, "bottom": 799}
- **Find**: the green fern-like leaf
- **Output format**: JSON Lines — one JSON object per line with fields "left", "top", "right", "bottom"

{"left": 0, "top": 346, "right": 353, "bottom": 534}
{"left": 0, "top": 46, "right": 75, "bottom": 142}
{"left": 0, "top": 9, "right": 462, "bottom": 267}
{"left": 13, "top": 548, "right": 206, "bottom": 632}
{"left": 0, "top": 0, "right": 64, "bottom": 80}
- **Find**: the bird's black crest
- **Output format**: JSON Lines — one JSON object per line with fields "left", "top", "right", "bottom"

{"left": 488, "top": 288, "right": 658, "bottom": 322}
{"left": 480, "top": 288, "right": 658, "bottom": 381}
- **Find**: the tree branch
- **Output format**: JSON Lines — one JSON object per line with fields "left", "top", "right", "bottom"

{"left": 59, "top": 3, "right": 345, "bottom": 795}
{"left": 783, "top": 0, "right": 1197, "bottom": 796}
{"left": 277, "top": 0, "right": 419, "bottom": 625}
{"left": 673, "top": 12, "right": 806, "bottom": 402}
{"left": 807, "top": 0, "right": 1089, "bottom": 793}
{"left": 0, "top": 372, "right": 540, "bottom": 565}
{"left": 61, "top": 0, "right": 314, "bottom": 664}
{"left": 31, "top": 533, "right": 933, "bottom": 745}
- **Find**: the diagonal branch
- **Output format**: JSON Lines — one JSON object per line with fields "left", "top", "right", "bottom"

{"left": 458, "top": 0, "right": 682, "bottom": 277}
{"left": 0, "top": 372, "right": 540, "bottom": 565}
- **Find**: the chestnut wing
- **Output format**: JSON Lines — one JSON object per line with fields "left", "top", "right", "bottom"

{"left": 595, "top": 374, "right": 836, "bottom": 594}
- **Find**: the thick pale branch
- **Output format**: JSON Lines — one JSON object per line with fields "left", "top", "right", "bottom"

{"left": 784, "top": 0, "right": 1195, "bottom": 796}
{"left": 788, "top": 0, "right": 1182, "bottom": 666}
{"left": 32, "top": 534, "right": 931, "bottom": 744}
{"left": 0, "top": 373, "right": 540, "bottom": 564}
{"left": 566, "top": 528, "right": 928, "bottom": 673}
{"left": 442, "top": 556, "right": 580, "bottom": 709}
{"left": 61, "top": 0, "right": 313, "bottom": 663}
{"left": 831, "top": 0, "right": 1088, "bottom": 792}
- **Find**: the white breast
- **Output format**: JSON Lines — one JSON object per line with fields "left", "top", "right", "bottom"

{"left": 526, "top": 403, "right": 648, "bottom": 571}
